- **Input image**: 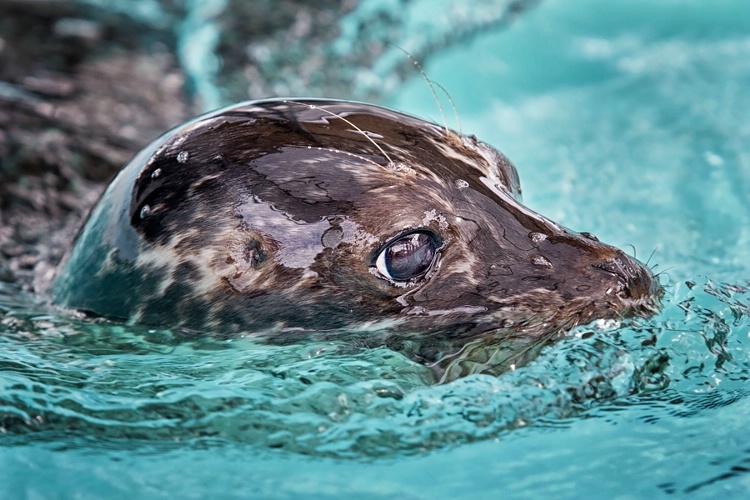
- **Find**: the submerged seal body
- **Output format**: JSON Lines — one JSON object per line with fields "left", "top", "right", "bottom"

{"left": 53, "top": 99, "right": 661, "bottom": 371}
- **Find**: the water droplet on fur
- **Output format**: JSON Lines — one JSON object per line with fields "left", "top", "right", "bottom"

{"left": 529, "top": 232, "right": 547, "bottom": 245}
{"left": 321, "top": 226, "right": 343, "bottom": 248}
{"left": 140, "top": 205, "right": 151, "bottom": 219}
{"left": 177, "top": 151, "right": 189, "bottom": 163}
{"left": 531, "top": 255, "right": 553, "bottom": 268}
{"left": 151, "top": 168, "right": 161, "bottom": 179}
{"left": 580, "top": 231, "right": 599, "bottom": 242}
{"left": 387, "top": 162, "right": 415, "bottom": 175}
{"left": 455, "top": 179, "right": 469, "bottom": 189}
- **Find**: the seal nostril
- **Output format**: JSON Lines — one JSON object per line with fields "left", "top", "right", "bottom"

{"left": 594, "top": 253, "right": 651, "bottom": 300}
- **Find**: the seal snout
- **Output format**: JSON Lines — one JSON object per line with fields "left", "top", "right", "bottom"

{"left": 593, "top": 251, "right": 662, "bottom": 317}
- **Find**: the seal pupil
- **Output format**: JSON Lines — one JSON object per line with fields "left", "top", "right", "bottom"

{"left": 382, "top": 232, "right": 436, "bottom": 281}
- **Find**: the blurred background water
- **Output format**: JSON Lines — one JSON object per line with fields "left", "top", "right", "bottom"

{"left": 2, "top": 0, "right": 750, "bottom": 497}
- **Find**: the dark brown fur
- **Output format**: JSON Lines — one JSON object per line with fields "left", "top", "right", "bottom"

{"left": 53, "top": 99, "right": 662, "bottom": 377}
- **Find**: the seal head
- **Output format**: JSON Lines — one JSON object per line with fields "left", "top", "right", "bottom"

{"left": 53, "top": 99, "right": 661, "bottom": 371}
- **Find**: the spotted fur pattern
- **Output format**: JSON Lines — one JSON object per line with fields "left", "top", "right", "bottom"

{"left": 53, "top": 99, "right": 662, "bottom": 370}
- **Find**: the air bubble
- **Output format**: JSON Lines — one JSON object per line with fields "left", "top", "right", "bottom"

{"left": 140, "top": 205, "right": 151, "bottom": 219}
{"left": 177, "top": 151, "right": 189, "bottom": 163}
{"left": 151, "top": 168, "right": 162, "bottom": 179}
{"left": 455, "top": 179, "right": 469, "bottom": 189}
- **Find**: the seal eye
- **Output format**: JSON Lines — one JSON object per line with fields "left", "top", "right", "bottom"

{"left": 375, "top": 231, "right": 438, "bottom": 283}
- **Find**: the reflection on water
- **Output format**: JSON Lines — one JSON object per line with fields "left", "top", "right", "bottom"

{"left": 2, "top": 278, "right": 747, "bottom": 461}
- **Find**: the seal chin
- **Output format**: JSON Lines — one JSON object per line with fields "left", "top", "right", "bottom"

{"left": 51, "top": 98, "right": 663, "bottom": 378}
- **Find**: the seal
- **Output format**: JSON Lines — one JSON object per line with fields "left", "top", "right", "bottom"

{"left": 52, "top": 98, "right": 661, "bottom": 375}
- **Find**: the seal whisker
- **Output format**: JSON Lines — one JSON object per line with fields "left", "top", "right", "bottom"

{"left": 283, "top": 99, "right": 395, "bottom": 166}
{"left": 431, "top": 80, "right": 462, "bottom": 136}
{"left": 393, "top": 45, "right": 449, "bottom": 136}
{"left": 625, "top": 243, "right": 637, "bottom": 259}
{"left": 317, "top": 146, "right": 385, "bottom": 170}
{"left": 645, "top": 246, "right": 659, "bottom": 267}
{"left": 653, "top": 267, "right": 673, "bottom": 281}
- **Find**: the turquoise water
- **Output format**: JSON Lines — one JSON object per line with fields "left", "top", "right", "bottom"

{"left": 3, "top": 0, "right": 750, "bottom": 497}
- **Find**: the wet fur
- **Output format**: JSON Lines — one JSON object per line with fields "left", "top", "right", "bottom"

{"left": 53, "top": 99, "right": 662, "bottom": 374}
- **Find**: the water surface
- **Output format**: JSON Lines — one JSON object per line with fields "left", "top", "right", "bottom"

{"left": 3, "top": 0, "right": 750, "bottom": 497}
